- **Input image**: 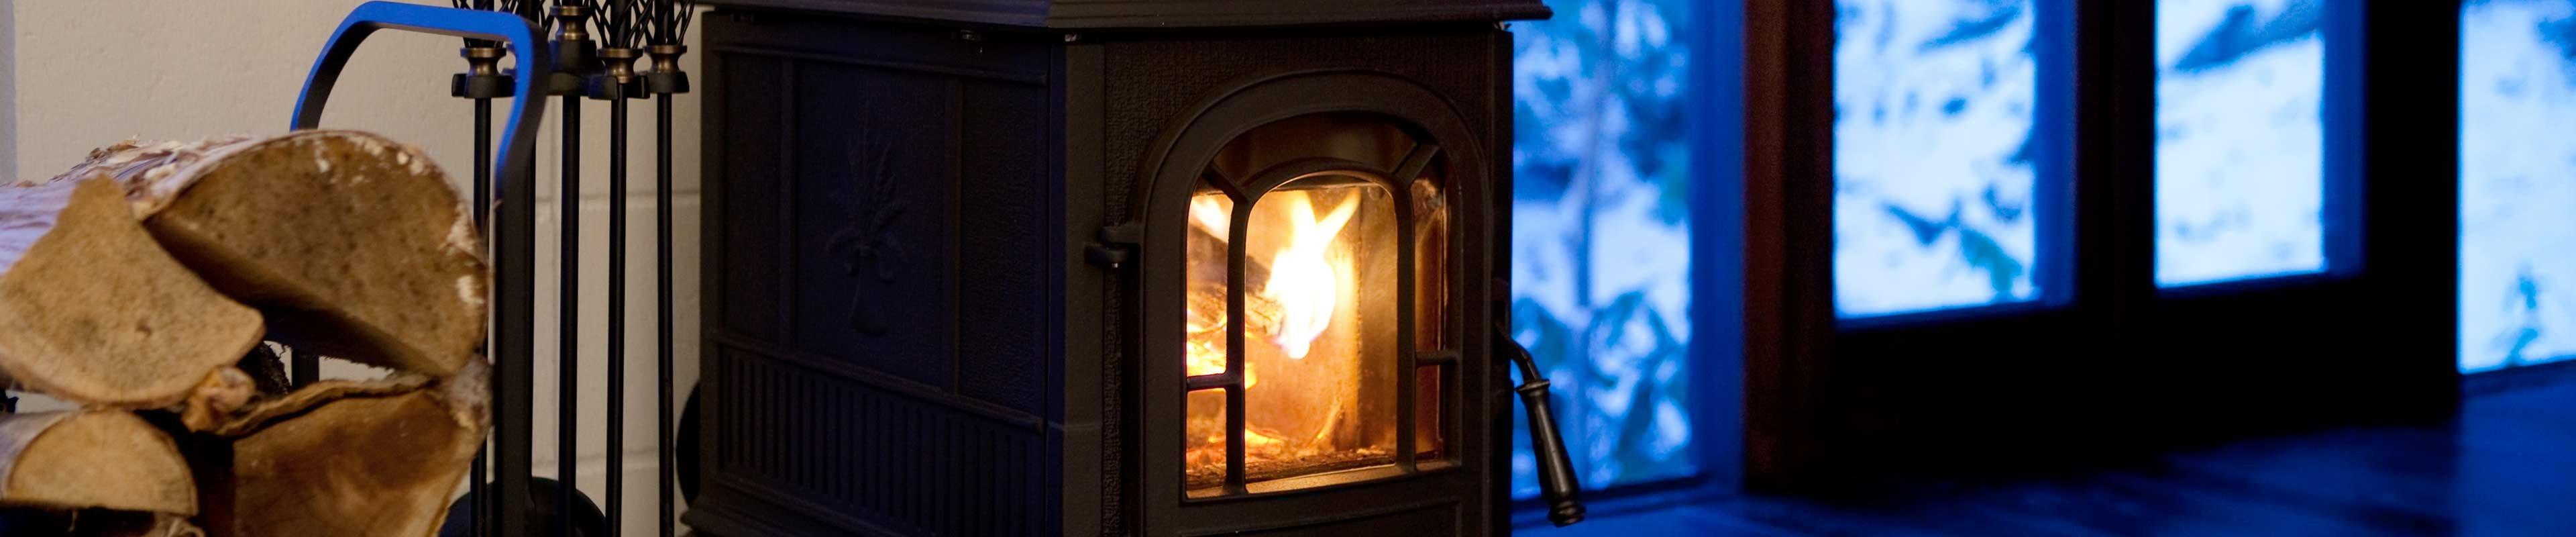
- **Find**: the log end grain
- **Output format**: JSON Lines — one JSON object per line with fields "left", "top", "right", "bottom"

{"left": 0, "top": 180, "right": 264, "bottom": 408}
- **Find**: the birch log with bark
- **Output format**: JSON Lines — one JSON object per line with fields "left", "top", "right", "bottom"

{"left": 0, "top": 411, "right": 196, "bottom": 516}
{"left": 51, "top": 132, "right": 488, "bottom": 377}
{"left": 0, "top": 179, "right": 264, "bottom": 408}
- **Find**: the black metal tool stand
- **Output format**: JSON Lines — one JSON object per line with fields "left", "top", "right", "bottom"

{"left": 295, "top": 3, "right": 550, "bottom": 536}
{"left": 301, "top": 1, "right": 698, "bottom": 536}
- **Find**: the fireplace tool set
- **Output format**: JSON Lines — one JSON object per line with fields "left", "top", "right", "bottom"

{"left": 290, "top": 0, "right": 1587, "bottom": 534}
{"left": 292, "top": 1, "right": 692, "bottom": 535}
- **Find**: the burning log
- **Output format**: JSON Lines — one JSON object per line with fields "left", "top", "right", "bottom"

{"left": 50, "top": 132, "right": 488, "bottom": 377}
{"left": 0, "top": 411, "right": 197, "bottom": 516}
{"left": 192, "top": 362, "right": 487, "bottom": 537}
{"left": 0, "top": 179, "right": 264, "bottom": 408}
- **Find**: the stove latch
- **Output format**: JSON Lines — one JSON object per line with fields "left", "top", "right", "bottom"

{"left": 1085, "top": 222, "right": 1143, "bottom": 269}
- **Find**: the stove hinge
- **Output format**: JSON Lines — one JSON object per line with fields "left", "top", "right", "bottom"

{"left": 1085, "top": 222, "right": 1144, "bottom": 270}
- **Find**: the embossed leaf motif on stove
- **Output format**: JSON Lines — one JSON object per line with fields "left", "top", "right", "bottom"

{"left": 828, "top": 129, "right": 906, "bottom": 336}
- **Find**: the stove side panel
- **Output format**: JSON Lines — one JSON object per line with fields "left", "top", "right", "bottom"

{"left": 690, "top": 11, "right": 1067, "bottom": 536}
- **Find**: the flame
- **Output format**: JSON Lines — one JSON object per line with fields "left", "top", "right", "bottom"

{"left": 1258, "top": 192, "right": 1358, "bottom": 359}
{"left": 1179, "top": 187, "right": 1396, "bottom": 491}
{"left": 1191, "top": 197, "right": 1233, "bottom": 241}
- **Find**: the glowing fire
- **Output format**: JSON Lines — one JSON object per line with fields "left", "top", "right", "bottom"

{"left": 1181, "top": 187, "right": 1391, "bottom": 492}
{"left": 1179, "top": 191, "right": 1358, "bottom": 372}
{"left": 1185, "top": 196, "right": 1237, "bottom": 381}
{"left": 1259, "top": 193, "right": 1358, "bottom": 359}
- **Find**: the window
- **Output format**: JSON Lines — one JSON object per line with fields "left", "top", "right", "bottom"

{"left": 1509, "top": 0, "right": 1698, "bottom": 497}
{"left": 2155, "top": 0, "right": 2330, "bottom": 287}
{"left": 1746, "top": 0, "right": 2459, "bottom": 489}
{"left": 2459, "top": 0, "right": 2576, "bottom": 373}
{"left": 1833, "top": 0, "right": 2045, "bottom": 317}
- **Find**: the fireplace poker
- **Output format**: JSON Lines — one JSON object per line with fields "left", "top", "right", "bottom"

{"left": 548, "top": 2, "right": 599, "bottom": 536}
{"left": 587, "top": 1, "right": 647, "bottom": 534}
{"left": 640, "top": 2, "right": 695, "bottom": 536}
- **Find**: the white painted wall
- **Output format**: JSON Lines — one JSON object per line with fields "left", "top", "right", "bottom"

{"left": 5, "top": 1, "right": 706, "bottom": 533}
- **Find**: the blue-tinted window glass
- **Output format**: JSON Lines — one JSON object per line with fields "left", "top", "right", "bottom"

{"left": 1833, "top": 0, "right": 2044, "bottom": 317}
{"left": 2155, "top": 0, "right": 2329, "bottom": 287}
{"left": 2460, "top": 0, "right": 2576, "bottom": 373}
{"left": 1509, "top": 0, "right": 1697, "bottom": 497}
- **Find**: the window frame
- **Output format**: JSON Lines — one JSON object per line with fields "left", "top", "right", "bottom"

{"left": 2451, "top": 0, "right": 2576, "bottom": 375}
{"left": 1509, "top": 0, "right": 1748, "bottom": 522}
{"left": 1741, "top": 0, "right": 2463, "bottom": 492}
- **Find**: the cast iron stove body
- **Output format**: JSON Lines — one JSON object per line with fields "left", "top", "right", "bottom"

{"left": 688, "top": 1, "right": 1551, "bottom": 534}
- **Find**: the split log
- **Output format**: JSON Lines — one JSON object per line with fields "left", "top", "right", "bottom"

{"left": 0, "top": 179, "right": 263, "bottom": 407}
{"left": 0, "top": 411, "right": 195, "bottom": 516}
{"left": 195, "top": 360, "right": 487, "bottom": 537}
{"left": 51, "top": 132, "right": 488, "bottom": 377}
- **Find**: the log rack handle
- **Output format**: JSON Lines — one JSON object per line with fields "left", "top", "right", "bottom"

{"left": 292, "top": 1, "right": 549, "bottom": 177}
{"left": 1499, "top": 325, "right": 1586, "bottom": 527}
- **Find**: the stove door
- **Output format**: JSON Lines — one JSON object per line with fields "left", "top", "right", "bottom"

{"left": 1134, "top": 70, "right": 1505, "bottom": 536}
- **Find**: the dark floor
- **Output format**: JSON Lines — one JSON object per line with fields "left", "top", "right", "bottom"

{"left": 1550, "top": 371, "right": 2576, "bottom": 536}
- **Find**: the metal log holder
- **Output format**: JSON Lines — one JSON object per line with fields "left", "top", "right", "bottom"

{"left": 294, "top": 1, "right": 694, "bottom": 536}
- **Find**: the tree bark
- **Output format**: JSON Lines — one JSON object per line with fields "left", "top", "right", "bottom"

{"left": 0, "top": 179, "right": 264, "bottom": 408}
{"left": 52, "top": 132, "right": 489, "bottom": 377}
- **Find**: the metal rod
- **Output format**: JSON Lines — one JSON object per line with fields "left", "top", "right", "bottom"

{"left": 471, "top": 93, "right": 493, "bottom": 537}
{"left": 1224, "top": 206, "right": 1248, "bottom": 495}
{"left": 476, "top": 99, "right": 494, "bottom": 226}
{"left": 604, "top": 93, "right": 630, "bottom": 537}
{"left": 592, "top": 2, "right": 643, "bottom": 530}
{"left": 498, "top": 121, "right": 537, "bottom": 537}
{"left": 653, "top": 92, "right": 676, "bottom": 537}
{"left": 642, "top": 3, "right": 692, "bottom": 530}
{"left": 556, "top": 92, "right": 582, "bottom": 537}
{"left": 549, "top": 3, "right": 597, "bottom": 534}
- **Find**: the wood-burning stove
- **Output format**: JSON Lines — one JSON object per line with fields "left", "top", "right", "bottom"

{"left": 687, "top": 1, "right": 1571, "bottom": 534}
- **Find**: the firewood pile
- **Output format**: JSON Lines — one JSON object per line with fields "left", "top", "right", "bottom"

{"left": 0, "top": 131, "right": 489, "bottom": 536}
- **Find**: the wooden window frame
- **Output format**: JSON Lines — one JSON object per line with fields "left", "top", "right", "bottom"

{"left": 1740, "top": 0, "right": 2464, "bottom": 493}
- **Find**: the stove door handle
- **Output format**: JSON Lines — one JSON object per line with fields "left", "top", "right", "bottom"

{"left": 1500, "top": 330, "right": 1586, "bottom": 527}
